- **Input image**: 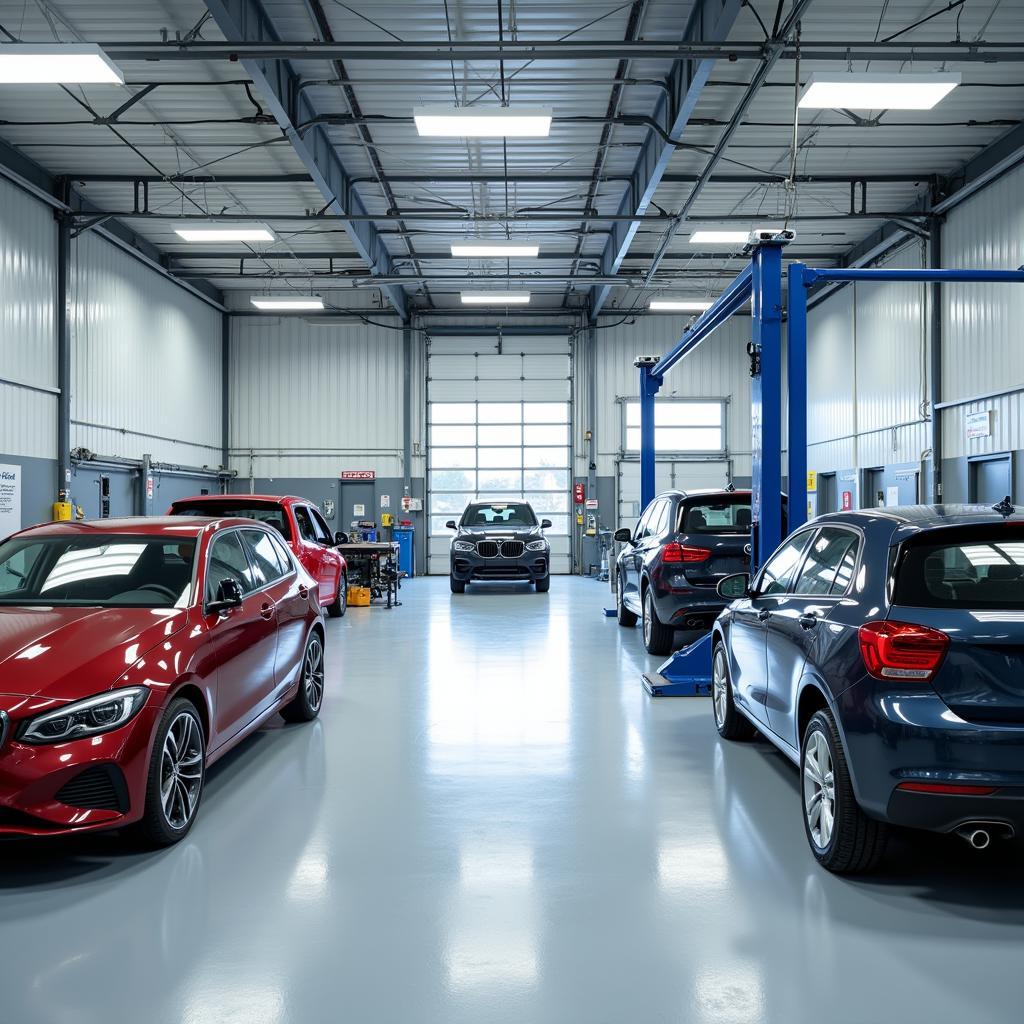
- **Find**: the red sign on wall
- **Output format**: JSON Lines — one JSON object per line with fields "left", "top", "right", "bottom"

{"left": 341, "top": 470, "right": 376, "bottom": 481}
{"left": 841, "top": 490, "right": 853, "bottom": 511}
{"left": 573, "top": 482, "right": 586, "bottom": 505}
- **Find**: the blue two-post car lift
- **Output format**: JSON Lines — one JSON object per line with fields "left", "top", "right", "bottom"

{"left": 638, "top": 240, "right": 1024, "bottom": 697}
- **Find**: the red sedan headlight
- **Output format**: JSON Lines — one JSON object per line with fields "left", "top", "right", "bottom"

{"left": 19, "top": 687, "right": 150, "bottom": 745}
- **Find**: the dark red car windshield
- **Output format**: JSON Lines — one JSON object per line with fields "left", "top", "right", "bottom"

{"left": 172, "top": 500, "right": 293, "bottom": 541}
{"left": 0, "top": 536, "right": 196, "bottom": 608}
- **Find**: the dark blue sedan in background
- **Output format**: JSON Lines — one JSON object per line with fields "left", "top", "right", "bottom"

{"left": 711, "top": 503, "right": 1024, "bottom": 873}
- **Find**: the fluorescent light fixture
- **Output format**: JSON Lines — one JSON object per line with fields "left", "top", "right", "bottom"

{"left": 451, "top": 242, "right": 540, "bottom": 258}
{"left": 689, "top": 229, "right": 780, "bottom": 245}
{"left": 250, "top": 295, "right": 325, "bottom": 311}
{"left": 460, "top": 292, "right": 531, "bottom": 305}
{"left": 414, "top": 105, "right": 552, "bottom": 138}
{"left": 649, "top": 299, "right": 714, "bottom": 312}
{"left": 175, "top": 224, "right": 276, "bottom": 243}
{"left": 798, "top": 72, "right": 960, "bottom": 111}
{"left": 0, "top": 43, "right": 124, "bottom": 84}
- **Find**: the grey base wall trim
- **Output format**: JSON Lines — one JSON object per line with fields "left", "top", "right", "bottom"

{"left": 230, "top": 476, "right": 428, "bottom": 577}
{"left": 0, "top": 453, "right": 57, "bottom": 532}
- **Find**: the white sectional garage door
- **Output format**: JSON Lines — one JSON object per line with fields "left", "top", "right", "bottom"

{"left": 427, "top": 335, "right": 572, "bottom": 575}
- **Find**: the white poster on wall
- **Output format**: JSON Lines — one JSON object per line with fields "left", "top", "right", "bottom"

{"left": 0, "top": 464, "right": 22, "bottom": 538}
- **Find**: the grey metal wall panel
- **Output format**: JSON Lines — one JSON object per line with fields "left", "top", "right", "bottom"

{"left": 230, "top": 315, "right": 407, "bottom": 479}
{"left": 0, "top": 175, "right": 56, "bottom": 460}
{"left": 70, "top": 232, "right": 222, "bottom": 465}
{"left": 806, "top": 242, "right": 930, "bottom": 475}
{"left": 942, "top": 163, "right": 1024, "bottom": 460}
{"left": 807, "top": 286, "right": 855, "bottom": 450}
{"left": 942, "top": 163, "right": 1024, "bottom": 405}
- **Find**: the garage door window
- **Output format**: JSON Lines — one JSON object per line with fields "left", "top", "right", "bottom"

{"left": 623, "top": 400, "right": 725, "bottom": 454}
{"left": 429, "top": 402, "right": 570, "bottom": 536}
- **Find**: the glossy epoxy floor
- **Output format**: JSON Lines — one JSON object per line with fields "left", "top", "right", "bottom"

{"left": 3, "top": 578, "right": 1024, "bottom": 1024}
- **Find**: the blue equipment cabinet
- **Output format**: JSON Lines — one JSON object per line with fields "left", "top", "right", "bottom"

{"left": 394, "top": 526, "right": 415, "bottom": 578}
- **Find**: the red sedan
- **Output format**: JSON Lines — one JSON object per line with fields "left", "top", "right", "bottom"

{"left": 169, "top": 494, "right": 348, "bottom": 616}
{"left": 0, "top": 517, "right": 324, "bottom": 844}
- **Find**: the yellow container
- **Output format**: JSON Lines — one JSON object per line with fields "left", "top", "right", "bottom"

{"left": 347, "top": 586, "right": 371, "bottom": 607}
{"left": 52, "top": 501, "right": 73, "bottom": 522}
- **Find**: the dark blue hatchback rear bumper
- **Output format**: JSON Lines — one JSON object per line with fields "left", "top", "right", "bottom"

{"left": 837, "top": 682, "right": 1024, "bottom": 834}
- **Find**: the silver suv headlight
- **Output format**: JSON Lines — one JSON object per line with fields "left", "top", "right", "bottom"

{"left": 452, "top": 541, "right": 475, "bottom": 552}
{"left": 19, "top": 687, "right": 149, "bottom": 745}
{"left": 526, "top": 540, "right": 547, "bottom": 551}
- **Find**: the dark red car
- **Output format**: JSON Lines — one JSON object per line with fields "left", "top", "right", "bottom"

{"left": 0, "top": 517, "right": 324, "bottom": 844}
{"left": 169, "top": 494, "right": 348, "bottom": 616}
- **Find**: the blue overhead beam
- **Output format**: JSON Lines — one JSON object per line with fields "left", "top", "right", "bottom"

{"left": 203, "top": 0, "right": 407, "bottom": 320}
{"left": 589, "top": 0, "right": 743, "bottom": 319}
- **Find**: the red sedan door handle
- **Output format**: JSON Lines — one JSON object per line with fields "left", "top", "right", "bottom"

{"left": 259, "top": 602, "right": 275, "bottom": 621}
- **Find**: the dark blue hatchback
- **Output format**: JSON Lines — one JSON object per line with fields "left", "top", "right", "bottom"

{"left": 711, "top": 503, "right": 1024, "bottom": 873}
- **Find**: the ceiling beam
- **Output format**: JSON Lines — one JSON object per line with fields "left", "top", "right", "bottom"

{"left": 590, "top": 0, "right": 742, "bottom": 318}
{"left": 200, "top": 0, "right": 407, "bottom": 319}
{"left": 65, "top": 171, "right": 933, "bottom": 186}
{"left": 78, "top": 209, "right": 919, "bottom": 223}
{"left": 95, "top": 39, "right": 1024, "bottom": 62}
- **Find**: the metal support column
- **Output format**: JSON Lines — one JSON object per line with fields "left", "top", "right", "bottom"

{"left": 56, "top": 212, "right": 71, "bottom": 504}
{"left": 402, "top": 324, "right": 412, "bottom": 500}
{"left": 221, "top": 312, "right": 231, "bottom": 478}
{"left": 928, "top": 218, "right": 943, "bottom": 502}
{"left": 786, "top": 263, "right": 809, "bottom": 534}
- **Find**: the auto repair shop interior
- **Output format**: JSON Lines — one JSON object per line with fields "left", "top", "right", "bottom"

{"left": 1, "top": 2, "right": 1024, "bottom": 1022}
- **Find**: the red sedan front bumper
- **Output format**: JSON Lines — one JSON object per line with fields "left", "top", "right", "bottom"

{"left": 0, "top": 699, "right": 162, "bottom": 837}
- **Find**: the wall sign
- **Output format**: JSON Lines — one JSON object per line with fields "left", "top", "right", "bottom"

{"left": 353, "top": 503, "right": 365, "bottom": 517}
{"left": 0, "top": 464, "right": 21, "bottom": 538}
{"left": 401, "top": 496, "right": 423, "bottom": 512}
{"left": 886, "top": 486, "right": 900, "bottom": 507}
{"left": 380, "top": 494, "right": 391, "bottom": 509}
{"left": 573, "top": 482, "right": 586, "bottom": 504}
{"left": 585, "top": 498, "right": 599, "bottom": 510}
{"left": 965, "top": 410, "right": 992, "bottom": 440}
{"left": 341, "top": 470, "right": 376, "bottom": 480}
{"left": 841, "top": 490, "right": 853, "bottom": 511}
{"left": 806, "top": 470, "right": 817, "bottom": 493}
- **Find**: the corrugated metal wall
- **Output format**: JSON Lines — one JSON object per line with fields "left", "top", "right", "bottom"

{"left": 0, "top": 175, "right": 57, "bottom": 460}
{"left": 230, "top": 315, "right": 408, "bottom": 479}
{"left": 592, "top": 314, "right": 753, "bottom": 479}
{"left": 941, "top": 162, "right": 1024, "bottom": 460}
{"left": 70, "top": 232, "right": 223, "bottom": 465}
{"left": 806, "top": 241, "right": 931, "bottom": 475}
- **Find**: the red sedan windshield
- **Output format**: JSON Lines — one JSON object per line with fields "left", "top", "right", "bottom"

{"left": 0, "top": 536, "right": 197, "bottom": 608}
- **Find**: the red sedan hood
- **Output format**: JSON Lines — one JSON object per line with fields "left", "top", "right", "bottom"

{"left": 0, "top": 605, "right": 189, "bottom": 703}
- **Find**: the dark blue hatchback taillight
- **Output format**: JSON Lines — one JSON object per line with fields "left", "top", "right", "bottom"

{"left": 858, "top": 620, "right": 950, "bottom": 682}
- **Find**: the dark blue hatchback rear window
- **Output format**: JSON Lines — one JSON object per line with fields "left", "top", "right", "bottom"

{"left": 893, "top": 525, "right": 1024, "bottom": 609}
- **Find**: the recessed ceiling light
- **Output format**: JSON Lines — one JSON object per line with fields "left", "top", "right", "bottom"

{"left": 0, "top": 43, "right": 123, "bottom": 84}
{"left": 175, "top": 224, "right": 276, "bottom": 243}
{"left": 451, "top": 242, "right": 540, "bottom": 258}
{"left": 414, "top": 106, "right": 552, "bottom": 138}
{"left": 688, "top": 229, "right": 780, "bottom": 245}
{"left": 460, "top": 292, "right": 531, "bottom": 305}
{"left": 649, "top": 300, "right": 714, "bottom": 312}
{"left": 250, "top": 295, "right": 325, "bottom": 311}
{"left": 798, "top": 72, "right": 960, "bottom": 111}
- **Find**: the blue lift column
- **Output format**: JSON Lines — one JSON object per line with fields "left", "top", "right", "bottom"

{"left": 637, "top": 357, "right": 663, "bottom": 511}
{"left": 641, "top": 241, "right": 788, "bottom": 697}
{"left": 750, "top": 241, "right": 785, "bottom": 568}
